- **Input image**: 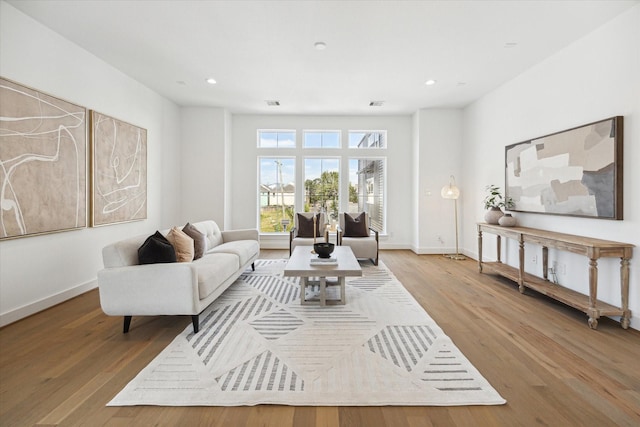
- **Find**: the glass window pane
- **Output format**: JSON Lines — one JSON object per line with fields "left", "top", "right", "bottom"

{"left": 258, "top": 130, "right": 296, "bottom": 148}
{"left": 259, "top": 157, "right": 295, "bottom": 232}
{"left": 348, "top": 131, "right": 386, "bottom": 148}
{"left": 304, "top": 158, "right": 340, "bottom": 220}
{"left": 348, "top": 158, "right": 385, "bottom": 232}
{"left": 305, "top": 132, "right": 321, "bottom": 148}
{"left": 304, "top": 131, "right": 340, "bottom": 148}
{"left": 278, "top": 131, "right": 296, "bottom": 148}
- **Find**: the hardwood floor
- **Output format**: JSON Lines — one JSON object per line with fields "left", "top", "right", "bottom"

{"left": 1, "top": 250, "right": 639, "bottom": 426}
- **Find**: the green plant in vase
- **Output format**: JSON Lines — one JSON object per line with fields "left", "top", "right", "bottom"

{"left": 483, "top": 185, "right": 514, "bottom": 224}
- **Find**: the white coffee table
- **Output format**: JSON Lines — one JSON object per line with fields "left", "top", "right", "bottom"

{"left": 284, "top": 246, "right": 362, "bottom": 306}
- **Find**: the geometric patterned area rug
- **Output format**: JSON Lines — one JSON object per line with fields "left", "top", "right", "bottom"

{"left": 108, "top": 259, "right": 506, "bottom": 406}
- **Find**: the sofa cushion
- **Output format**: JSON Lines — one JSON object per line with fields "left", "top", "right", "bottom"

{"left": 193, "top": 220, "right": 224, "bottom": 250}
{"left": 208, "top": 240, "right": 260, "bottom": 266}
{"left": 343, "top": 212, "right": 369, "bottom": 237}
{"left": 182, "top": 222, "right": 206, "bottom": 260}
{"left": 166, "top": 227, "right": 195, "bottom": 262}
{"left": 138, "top": 231, "right": 177, "bottom": 265}
{"left": 297, "top": 213, "right": 321, "bottom": 238}
{"left": 196, "top": 253, "right": 240, "bottom": 299}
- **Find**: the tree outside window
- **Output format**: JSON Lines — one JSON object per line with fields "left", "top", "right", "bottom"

{"left": 304, "top": 158, "right": 339, "bottom": 221}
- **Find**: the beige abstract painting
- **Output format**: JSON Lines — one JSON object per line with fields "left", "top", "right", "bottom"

{"left": 91, "top": 111, "right": 147, "bottom": 226}
{"left": 505, "top": 116, "right": 623, "bottom": 219}
{"left": 0, "top": 78, "right": 87, "bottom": 239}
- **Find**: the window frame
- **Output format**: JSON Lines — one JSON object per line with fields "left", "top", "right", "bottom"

{"left": 302, "top": 130, "right": 342, "bottom": 149}
{"left": 257, "top": 156, "right": 296, "bottom": 233}
{"left": 348, "top": 156, "right": 387, "bottom": 233}
{"left": 348, "top": 130, "right": 387, "bottom": 149}
{"left": 257, "top": 129, "right": 296, "bottom": 148}
{"left": 303, "top": 156, "right": 341, "bottom": 218}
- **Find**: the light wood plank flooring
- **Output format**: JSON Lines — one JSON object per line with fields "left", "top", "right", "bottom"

{"left": 1, "top": 250, "right": 639, "bottom": 426}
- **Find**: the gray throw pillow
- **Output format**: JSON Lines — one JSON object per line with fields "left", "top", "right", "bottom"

{"left": 183, "top": 222, "right": 206, "bottom": 260}
{"left": 297, "top": 213, "right": 320, "bottom": 238}
{"left": 343, "top": 212, "right": 369, "bottom": 237}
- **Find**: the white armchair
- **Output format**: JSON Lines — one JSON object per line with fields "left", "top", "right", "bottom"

{"left": 289, "top": 212, "right": 328, "bottom": 255}
{"left": 337, "top": 212, "right": 379, "bottom": 265}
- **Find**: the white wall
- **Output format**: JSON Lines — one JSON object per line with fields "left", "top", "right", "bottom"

{"left": 461, "top": 5, "right": 640, "bottom": 329}
{"left": 0, "top": 2, "right": 182, "bottom": 326}
{"left": 230, "top": 115, "right": 413, "bottom": 249}
{"left": 412, "top": 109, "right": 463, "bottom": 254}
{"left": 180, "top": 107, "right": 228, "bottom": 225}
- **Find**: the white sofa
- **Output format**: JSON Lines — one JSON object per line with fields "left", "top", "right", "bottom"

{"left": 97, "top": 220, "right": 259, "bottom": 334}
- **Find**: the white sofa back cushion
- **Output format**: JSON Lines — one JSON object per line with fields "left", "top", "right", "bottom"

{"left": 102, "top": 220, "right": 225, "bottom": 268}
{"left": 193, "top": 221, "right": 224, "bottom": 251}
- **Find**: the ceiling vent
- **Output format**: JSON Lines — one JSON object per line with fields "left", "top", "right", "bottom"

{"left": 369, "top": 101, "right": 384, "bottom": 107}
{"left": 265, "top": 100, "right": 280, "bottom": 106}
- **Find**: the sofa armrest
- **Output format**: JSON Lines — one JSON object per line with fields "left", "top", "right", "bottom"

{"left": 221, "top": 228, "right": 259, "bottom": 243}
{"left": 97, "top": 263, "right": 200, "bottom": 315}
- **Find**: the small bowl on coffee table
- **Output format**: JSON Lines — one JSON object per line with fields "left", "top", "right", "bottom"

{"left": 313, "top": 243, "right": 335, "bottom": 258}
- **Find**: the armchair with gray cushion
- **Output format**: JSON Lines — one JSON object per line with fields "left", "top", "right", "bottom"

{"left": 337, "top": 212, "right": 379, "bottom": 265}
{"left": 289, "top": 212, "right": 329, "bottom": 255}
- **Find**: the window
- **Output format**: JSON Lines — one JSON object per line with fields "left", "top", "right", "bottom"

{"left": 257, "top": 129, "right": 387, "bottom": 234}
{"left": 348, "top": 131, "right": 386, "bottom": 148}
{"left": 349, "top": 158, "right": 385, "bottom": 232}
{"left": 258, "top": 130, "right": 296, "bottom": 148}
{"left": 259, "top": 157, "right": 295, "bottom": 232}
{"left": 303, "top": 131, "right": 340, "bottom": 148}
{"left": 304, "top": 158, "right": 340, "bottom": 220}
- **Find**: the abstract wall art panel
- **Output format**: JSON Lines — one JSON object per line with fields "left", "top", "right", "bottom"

{"left": 505, "top": 117, "right": 623, "bottom": 219}
{"left": 91, "top": 111, "right": 147, "bottom": 226}
{"left": 0, "top": 78, "right": 87, "bottom": 240}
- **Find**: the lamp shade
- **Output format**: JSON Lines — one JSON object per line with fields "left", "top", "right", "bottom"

{"left": 441, "top": 175, "right": 460, "bottom": 199}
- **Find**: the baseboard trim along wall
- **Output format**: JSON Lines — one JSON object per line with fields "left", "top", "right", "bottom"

{"left": 0, "top": 280, "right": 98, "bottom": 328}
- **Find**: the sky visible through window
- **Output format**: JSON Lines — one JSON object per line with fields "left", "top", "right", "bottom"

{"left": 260, "top": 158, "right": 295, "bottom": 186}
{"left": 258, "top": 131, "right": 295, "bottom": 148}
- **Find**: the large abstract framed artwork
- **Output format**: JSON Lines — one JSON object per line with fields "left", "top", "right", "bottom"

{"left": 91, "top": 111, "right": 147, "bottom": 226}
{"left": 505, "top": 116, "right": 623, "bottom": 219}
{"left": 0, "top": 78, "right": 87, "bottom": 240}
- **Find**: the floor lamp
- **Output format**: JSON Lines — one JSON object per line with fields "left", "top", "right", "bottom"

{"left": 441, "top": 175, "right": 465, "bottom": 260}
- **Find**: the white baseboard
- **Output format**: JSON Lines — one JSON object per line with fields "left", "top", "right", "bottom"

{"left": 0, "top": 280, "right": 98, "bottom": 328}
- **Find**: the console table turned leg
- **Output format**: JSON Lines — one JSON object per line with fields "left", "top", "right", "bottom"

{"left": 621, "top": 257, "right": 631, "bottom": 329}
{"left": 588, "top": 258, "right": 599, "bottom": 329}
{"left": 518, "top": 238, "right": 525, "bottom": 293}
{"left": 477, "top": 228, "right": 483, "bottom": 273}
{"left": 542, "top": 246, "right": 549, "bottom": 281}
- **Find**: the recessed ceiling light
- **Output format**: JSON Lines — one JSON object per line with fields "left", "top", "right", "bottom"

{"left": 206, "top": 77, "right": 217, "bottom": 84}
{"left": 266, "top": 100, "right": 280, "bottom": 106}
{"left": 504, "top": 42, "right": 518, "bottom": 48}
{"left": 425, "top": 79, "right": 437, "bottom": 86}
{"left": 314, "top": 41, "right": 327, "bottom": 50}
{"left": 369, "top": 101, "right": 384, "bottom": 107}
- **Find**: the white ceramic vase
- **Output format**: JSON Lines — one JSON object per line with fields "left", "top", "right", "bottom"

{"left": 484, "top": 207, "right": 504, "bottom": 224}
{"left": 498, "top": 213, "right": 517, "bottom": 227}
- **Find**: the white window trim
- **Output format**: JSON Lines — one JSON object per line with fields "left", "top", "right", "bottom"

{"left": 347, "top": 130, "right": 387, "bottom": 149}
{"left": 302, "top": 130, "right": 342, "bottom": 149}
{"left": 257, "top": 129, "right": 297, "bottom": 148}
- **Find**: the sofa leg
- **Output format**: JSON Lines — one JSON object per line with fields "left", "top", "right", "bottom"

{"left": 251, "top": 262, "right": 255, "bottom": 271}
{"left": 123, "top": 316, "right": 132, "bottom": 333}
{"left": 191, "top": 315, "right": 200, "bottom": 333}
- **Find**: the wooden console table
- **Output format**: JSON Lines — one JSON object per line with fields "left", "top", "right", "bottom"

{"left": 477, "top": 223, "right": 633, "bottom": 329}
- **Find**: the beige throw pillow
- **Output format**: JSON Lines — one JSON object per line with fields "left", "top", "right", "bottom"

{"left": 166, "top": 227, "right": 195, "bottom": 262}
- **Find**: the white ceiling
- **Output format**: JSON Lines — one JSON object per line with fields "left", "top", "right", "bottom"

{"left": 8, "top": 0, "right": 638, "bottom": 115}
